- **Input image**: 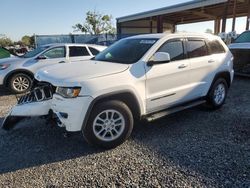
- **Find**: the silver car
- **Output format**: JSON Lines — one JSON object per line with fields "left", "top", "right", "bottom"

{"left": 0, "top": 43, "right": 106, "bottom": 93}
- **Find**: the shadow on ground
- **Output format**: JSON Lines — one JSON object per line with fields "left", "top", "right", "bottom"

{"left": 0, "top": 87, "right": 12, "bottom": 97}
{"left": 0, "top": 118, "right": 101, "bottom": 174}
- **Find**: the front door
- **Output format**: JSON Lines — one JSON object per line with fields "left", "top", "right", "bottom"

{"left": 32, "top": 46, "right": 67, "bottom": 71}
{"left": 145, "top": 39, "right": 191, "bottom": 113}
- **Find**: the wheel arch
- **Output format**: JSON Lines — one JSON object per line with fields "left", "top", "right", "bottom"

{"left": 212, "top": 71, "right": 231, "bottom": 88}
{"left": 82, "top": 90, "right": 142, "bottom": 130}
{"left": 207, "top": 71, "right": 231, "bottom": 96}
{"left": 4, "top": 69, "right": 34, "bottom": 87}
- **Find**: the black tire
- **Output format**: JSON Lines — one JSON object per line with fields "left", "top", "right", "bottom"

{"left": 206, "top": 78, "right": 228, "bottom": 110}
{"left": 8, "top": 73, "right": 32, "bottom": 94}
{"left": 82, "top": 100, "right": 134, "bottom": 149}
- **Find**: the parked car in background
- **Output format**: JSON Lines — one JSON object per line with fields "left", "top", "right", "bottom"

{"left": 229, "top": 30, "right": 250, "bottom": 75}
{"left": 0, "top": 43, "right": 106, "bottom": 93}
{"left": 2, "top": 33, "right": 234, "bottom": 149}
{"left": 0, "top": 47, "right": 12, "bottom": 59}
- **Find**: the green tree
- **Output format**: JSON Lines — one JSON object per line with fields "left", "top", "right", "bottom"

{"left": 73, "top": 11, "right": 116, "bottom": 35}
{"left": 0, "top": 36, "right": 13, "bottom": 47}
{"left": 21, "top": 35, "right": 35, "bottom": 47}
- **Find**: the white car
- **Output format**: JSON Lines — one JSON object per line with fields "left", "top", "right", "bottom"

{"left": 2, "top": 33, "right": 234, "bottom": 149}
{"left": 0, "top": 43, "right": 106, "bottom": 93}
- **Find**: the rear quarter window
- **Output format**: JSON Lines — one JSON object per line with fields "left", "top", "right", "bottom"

{"left": 187, "top": 40, "right": 209, "bottom": 58}
{"left": 208, "top": 40, "right": 225, "bottom": 54}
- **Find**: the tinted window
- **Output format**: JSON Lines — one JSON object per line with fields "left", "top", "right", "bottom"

{"left": 187, "top": 40, "right": 208, "bottom": 58}
{"left": 43, "top": 47, "right": 65, "bottom": 59}
{"left": 69, "top": 47, "right": 89, "bottom": 57}
{"left": 22, "top": 46, "right": 49, "bottom": 58}
{"left": 94, "top": 38, "right": 158, "bottom": 64}
{"left": 208, "top": 40, "right": 225, "bottom": 54}
{"left": 235, "top": 31, "right": 250, "bottom": 43}
{"left": 158, "top": 40, "right": 184, "bottom": 61}
{"left": 89, "top": 47, "right": 100, "bottom": 55}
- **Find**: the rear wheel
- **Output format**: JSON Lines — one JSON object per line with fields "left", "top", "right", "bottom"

{"left": 206, "top": 78, "right": 228, "bottom": 110}
{"left": 9, "top": 73, "right": 32, "bottom": 94}
{"left": 82, "top": 100, "right": 134, "bottom": 149}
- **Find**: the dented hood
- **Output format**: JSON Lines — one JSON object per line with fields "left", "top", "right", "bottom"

{"left": 35, "top": 60, "right": 129, "bottom": 86}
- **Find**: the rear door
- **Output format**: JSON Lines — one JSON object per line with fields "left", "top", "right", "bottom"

{"left": 185, "top": 38, "right": 214, "bottom": 99}
{"left": 68, "top": 46, "right": 92, "bottom": 62}
{"left": 145, "top": 38, "right": 192, "bottom": 113}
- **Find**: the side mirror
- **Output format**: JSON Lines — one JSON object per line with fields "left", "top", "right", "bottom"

{"left": 147, "top": 52, "right": 170, "bottom": 66}
{"left": 36, "top": 55, "right": 47, "bottom": 60}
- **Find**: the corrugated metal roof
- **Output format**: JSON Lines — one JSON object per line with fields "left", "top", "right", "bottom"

{"left": 117, "top": 0, "right": 228, "bottom": 23}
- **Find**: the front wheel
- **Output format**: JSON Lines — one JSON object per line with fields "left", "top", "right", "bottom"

{"left": 82, "top": 100, "right": 134, "bottom": 149}
{"left": 206, "top": 78, "right": 228, "bottom": 110}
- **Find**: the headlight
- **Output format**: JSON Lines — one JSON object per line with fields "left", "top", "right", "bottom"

{"left": 0, "top": 64, "right": 10, "bottom": 70}
{"left": 56, "top": 87, "right": 81, "bottom": 98}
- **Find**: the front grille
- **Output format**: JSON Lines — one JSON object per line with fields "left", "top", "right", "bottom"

{"left": 16, "top": 85, "right": 54, "bottom": 105}
{"left": 32, "top": 79, "right": 56, "bottom": 92}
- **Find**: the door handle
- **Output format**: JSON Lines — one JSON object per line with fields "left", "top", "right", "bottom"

{"left": 58, "top": 61, "right": 66, "bottom": 64}
{"left": 208, "top": 60, "right": 215, "bottom": 63}
{"left": 178, "top": 64, "right": 188, "bottom": 69}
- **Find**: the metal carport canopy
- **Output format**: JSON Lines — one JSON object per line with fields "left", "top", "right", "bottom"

{"left": 117, "top": 0, "right": 228, "bottom": 23}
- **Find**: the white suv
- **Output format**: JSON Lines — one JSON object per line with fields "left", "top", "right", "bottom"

{"left": 2, "top": 33, "right": 234, "bottom": 149}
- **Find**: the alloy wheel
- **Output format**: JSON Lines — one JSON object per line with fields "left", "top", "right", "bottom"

{"left": 93, "top": 109, "right": 125, "bottom": 142}
{"left": 12, "top": 76, "right": 30, "bottom": 92}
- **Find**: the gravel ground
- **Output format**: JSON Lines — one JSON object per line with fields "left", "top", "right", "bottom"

{"left": 0, "top": 78, "right": 249, "bottom": 187}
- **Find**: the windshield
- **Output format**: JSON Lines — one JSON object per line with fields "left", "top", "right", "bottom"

{"left": 22, "top": 46, "right": 49, "bottom": 58}
{"left": 234, "top": 31, "right": 250, "bottom": 43}
{"left": 93, "top": 38, "right": 158, "bottom": 64}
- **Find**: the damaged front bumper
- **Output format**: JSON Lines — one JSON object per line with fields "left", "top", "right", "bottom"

{"left": 2, "top": 85, "right": 54, "bottom": 130}
{"left": 2, "top": 84, "right": 93, "bottom": 132}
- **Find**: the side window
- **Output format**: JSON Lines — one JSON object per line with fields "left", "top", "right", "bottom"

{"left": 157, "top": 40, "right": 185, "bottom": 61}
{"left": 89, "top": 47, "right": 100, "bottom": 56}
{"left": 208, "top": 40, "right": 225, "bottom": 54}
{"left": 187, "top": 40, "right": 208, "bottom": 58}
{"left": 69, "top": 47, "right": 89, "bottom": 57}
{"left": 43, "top": 47, "right": 65, "bottom": 59}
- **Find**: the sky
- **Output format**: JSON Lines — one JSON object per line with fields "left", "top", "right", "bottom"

{"left": 0, "top": 0, "right": 248, "bottom": 41}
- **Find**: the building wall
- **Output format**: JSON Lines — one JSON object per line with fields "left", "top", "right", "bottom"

{"left": 119, "top": 19, "right": 175, "bottom": 34}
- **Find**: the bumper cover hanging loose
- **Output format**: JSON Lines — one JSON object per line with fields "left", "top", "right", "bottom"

{"left": 1, "top": 85, "right": 54, "bottom": 130}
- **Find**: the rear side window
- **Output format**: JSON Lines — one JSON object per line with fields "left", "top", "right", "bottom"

{"left": 89, "top": 47, "right": 100, "bottom": 55}
{"left": 157, "top": 40, "right": 185, "bottom": 61}
{"left": 69, "top": 47, "right": 89, "bottom": 57}
{"left": 208, "top": 40, "right": 225, "bottom": 54}
{"left": 187, "top": 40, "right": 208, "bottom": 58}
